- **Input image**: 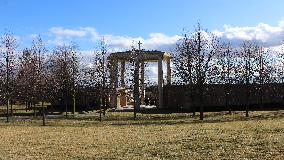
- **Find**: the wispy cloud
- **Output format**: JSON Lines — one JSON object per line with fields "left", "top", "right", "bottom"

{"left": 50, "top": 27, "right": 87, "bottom": 37}
{"left": 48, "top": 26, "right": 181, "bottom": 52}
{"left": 46, "top": 38, "right": 69, "bottom": 46}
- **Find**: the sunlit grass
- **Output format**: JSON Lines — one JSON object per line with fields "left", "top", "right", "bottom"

{"left": 0, "top": 110, "right": 283, "bottom": 159}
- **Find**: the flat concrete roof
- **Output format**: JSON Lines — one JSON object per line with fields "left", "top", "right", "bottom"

{"left": 108, "top": 50, "right": 172, "bottom": 62}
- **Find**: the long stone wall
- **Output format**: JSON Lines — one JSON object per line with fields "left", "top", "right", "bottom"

{"left": 163, "top": 83, "right": 284, "bottom": 111}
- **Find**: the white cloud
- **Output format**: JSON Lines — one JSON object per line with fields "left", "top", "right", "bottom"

{"left": 47, "top": 38, "right": 69, "bottom": 46}
{"left": 48, "top": 18, "right": 284, "bottom": 52}
{"left": 48, "top": 26, "right": 180, "bottom": 52}
{"left": 81, "top": 27, "right": 99, "bottom": 41}
{"left": 104, "top": 35, "right": 136, "bottom": 51}
{"left": 105, "top": 33, "right": 181, "bottom": 52}
{"left": 50, "top": 27, "right": 87, "bottom": 37}
{"left": 143, "top": 33, "right": 181, "bottom": 50}
{"left": 213, "top": 18, "right": 284, "bottom": 46}
{"left": 49, "top": 27, "right": 99, "bottom": 40}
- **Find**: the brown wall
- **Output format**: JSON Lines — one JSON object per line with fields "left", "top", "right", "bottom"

{"left": 163, "top": 83, "right": 284, "bottom": 111}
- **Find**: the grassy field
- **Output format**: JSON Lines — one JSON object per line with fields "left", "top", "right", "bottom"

{"left": 0, "top": 110, "right": 283, "bottom": 159}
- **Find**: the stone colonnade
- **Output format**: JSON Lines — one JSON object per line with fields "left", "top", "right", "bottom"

{"left": 109, "top": 51, "right": 172, "bottom": 109}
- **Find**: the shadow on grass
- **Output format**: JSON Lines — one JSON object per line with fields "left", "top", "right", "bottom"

{"left": 110, "top": 110, "right": 284, "bottom": 126}
{"left": 0, "top": 110, "right": 283, "bottom": 127}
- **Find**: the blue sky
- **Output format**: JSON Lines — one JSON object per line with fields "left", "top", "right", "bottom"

{"left": 1, "top": 0, "right": 284, "bottom": 51}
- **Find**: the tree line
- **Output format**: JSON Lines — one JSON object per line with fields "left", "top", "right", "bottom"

{"left": 173, "top": 23, "right": 284, "bottom": 120}
{"left": 0, "top": 32, "right": 110, "bottom": 123}
{"left": 1, "top": 22, "right": 284, "bottom": 122}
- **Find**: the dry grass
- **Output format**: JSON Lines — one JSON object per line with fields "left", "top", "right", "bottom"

{"left": 0, "top": 110, "right": 283, "bottom": 159}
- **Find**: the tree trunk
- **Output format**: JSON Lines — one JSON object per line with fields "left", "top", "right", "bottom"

{"left": 199, "top": 106, "right": 204, "bottom": 120}
{"left": 246, "top": 87, "right": 249, "bottom": 117}
{"left": 99, "top": 105, "right": 102, "bottom": 122}
{"left": 190, "top": 86, "right": 195, "bottom": 116}
{"left": 99, "top": 96, "right": 102, "bottom": 122}
{"left": 103, "top": 97, "right": 106, "bottom": 116}
{"left": 6, "top": 98, "right": 10, "bottom": 122}
{"left": 259, "top": 85, "right": 263, "bottom": 110}
{"left": 26, "top": 102, "right": 28, "bottom": 112}
{"left": 10, "top": 102, "right": 13, "bottom": 116}
{"left": 246, "top": 105, "right": 249, "bottom": 117}
{"left": 84, "top": 95, "right": 87, "bottom": 110}
{"left": 34, "top": 103, "right": 37, "bottom": 117}
{"left": 42, "top": 102, "right": 46, "bottom": 126}
{"left": 199, "top": 90, "right": 204, "bottom": 120}
{"left": 73, "top": 95, "right": 76, "bottom": 115}
{"left": 29, "top": 102, "right": 32, "bottom": 110}
{"left": 133, "top": 57, "right": 140, "bottom": 120}
{"left": 226, "top": 93, "right": 231, "bottom": 114}
{"left": 65, "top": 98, "right": 68, "bottom": 118}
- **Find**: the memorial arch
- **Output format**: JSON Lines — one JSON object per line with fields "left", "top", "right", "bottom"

{"left": 108, "top": 50, "right": 172, "bottom": 109}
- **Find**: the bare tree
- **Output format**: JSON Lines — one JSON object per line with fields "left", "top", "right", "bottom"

{"left": 174, "top": 23, "right": 221, "bottom": 120}
{"left": 174, "top": 33, "right": 196, "bottom": 115}
{"left": 17, "top": 35, "right": 48, "bottom": 125}
{"left": 17, "top": 48, "right": 36, "bottom": 110}
{"left": 118, "top": 41, "right": 140, "bottom": 119}
{"left": 217, "top": 42, "right": 235, "bottom": 113}
{"left": 92, "top": 38, "right": 109, "bottom": 121}
{"left": 256, "top": 46, "right": 277, "bottom": 107}
{"left": 49, "top": 43, "right": 79, "bottom": 118}
{"left": 239, "top": 41, "right": 258, "bottom": 117}
{"left": 194, "top": 24, "right": 221, "bottom": 120}
{"left": 133, "top": 44, "right": 140, "bottom": 119}
{"left": 31, "top": 35, "right": 48, "bottom": 125}
{"left": 0, "top": 32, "right": 17, "bottom": 122}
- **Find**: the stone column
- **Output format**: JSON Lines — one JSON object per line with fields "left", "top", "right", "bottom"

{"left": 158, "top": 57, "right": 163, "bottom": 109}
{"left": 166, "top": 58, "right": 171, "bottom": 85}
{"left": 120, "top": 61, "right": 126, "bottom": 107}
{"left": 110, "top": 60, "right": 118, "bottom": 108}
{"left": 109, "top": 60, "right": 114, "bottom": 108}
{"left": 140, "top": 61, "right": 145, "bottom": 105}
{"left": 120, "top": 61, "right": 125, "bottom": 88}
{"left": 114, "top": 61, "right": 118, "bottom": 107}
